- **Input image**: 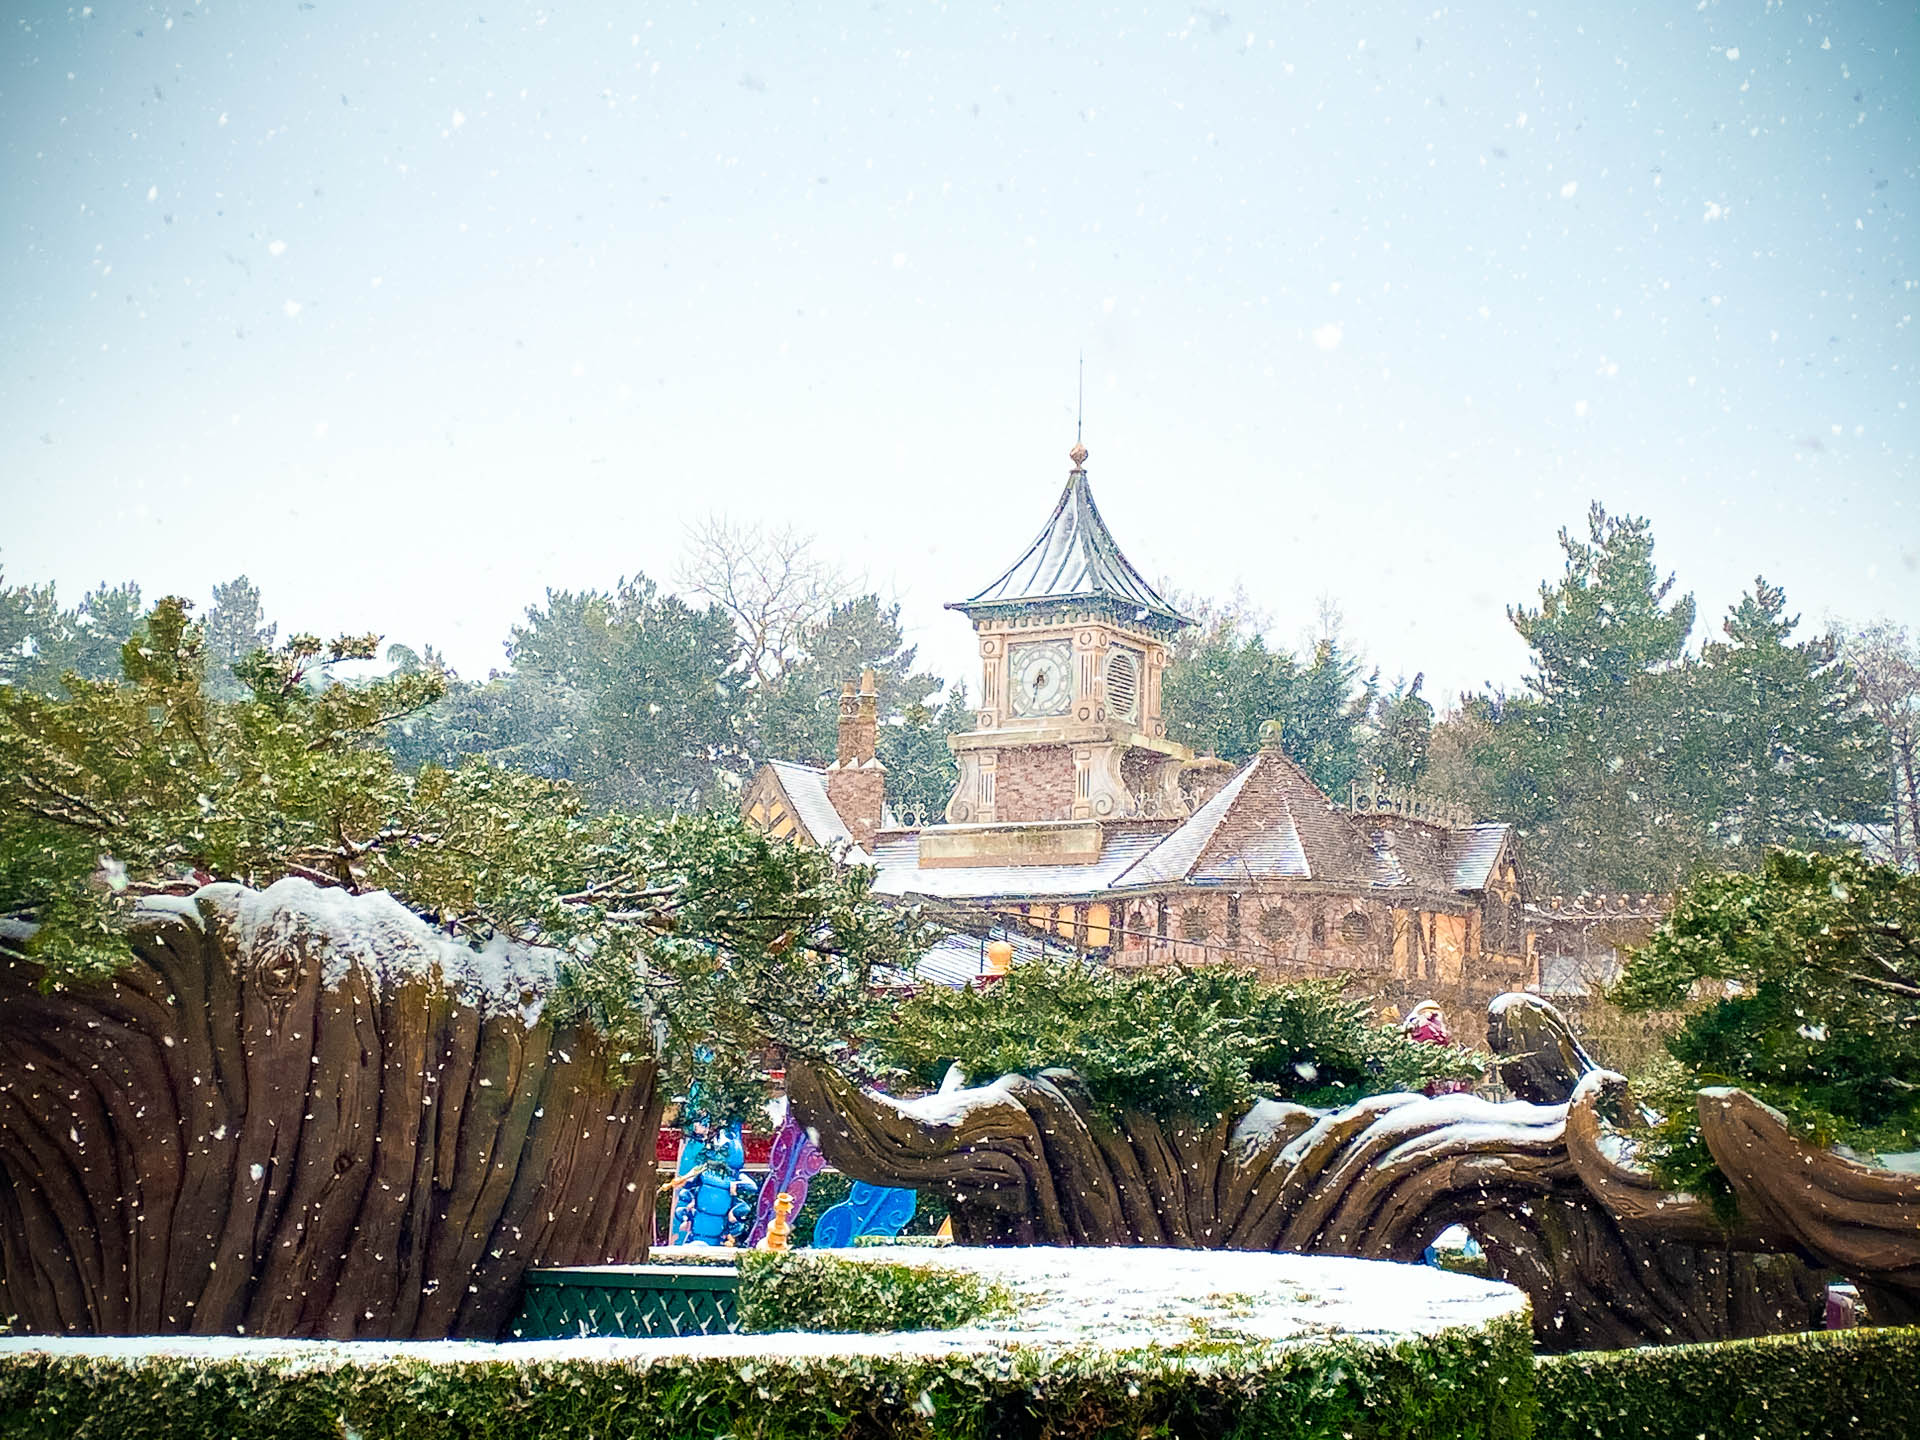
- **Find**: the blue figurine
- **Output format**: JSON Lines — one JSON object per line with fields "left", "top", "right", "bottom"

{"left": 812, "top": 1181, "right": 917, "bottom": 1248}
{"left": 670, "top": 1116, "right": 760, "bottom": 1247}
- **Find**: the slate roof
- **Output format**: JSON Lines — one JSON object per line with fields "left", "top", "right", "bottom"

{"left": 868, "top": 826, "right": 1171, "bottom": 901}
{"left": 1365, "top": 820, "right": 1457, "bottom": 893}
{"left": 1447, "top": 824, "right": 1511, "bottom": 891}
{"left": 1112, "top": 747, "right": 1376, "bottom": 889}
{"left": 877, "top": 928, "right": 1056, "bottom": 989}
{"left": 949, "top": 470, "right": 1190, "bottom": 629}
{"left": 765, "top": 760, "right": 871, "bottom": 863}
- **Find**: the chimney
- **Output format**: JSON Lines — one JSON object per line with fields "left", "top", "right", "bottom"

{"left": 827, "top": 668, "right": 886, "bottom": 850}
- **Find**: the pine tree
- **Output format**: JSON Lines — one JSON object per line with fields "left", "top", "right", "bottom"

{"left": 1161, "top": 606, "right": 1372, "bottom": 794}
{"left": 1488, "top": 503, "right": 1703, "bottom": 891}
{"left": 1615, "top": 849, "right": 1920, "bottom": 1198}
{"left": 1690, "top": 579, "right": 1884, "bottom": 864}
{"left": 202, "top": 575, "right": 278, "bottom": 697}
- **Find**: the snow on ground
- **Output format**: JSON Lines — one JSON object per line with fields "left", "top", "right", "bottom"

{"left": 0, "top": 1248, "right": 1526, "bottom": 1369}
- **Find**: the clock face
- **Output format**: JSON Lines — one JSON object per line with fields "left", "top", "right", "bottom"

{"left": 1008, "top": 639, "right": 1074, "bottom": 718}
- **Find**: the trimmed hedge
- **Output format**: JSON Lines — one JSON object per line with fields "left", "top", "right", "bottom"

{"left": 735, "top": 1250, "right": 1012, "bottom": 1335}
{"left": 0, "top": 1248, "right": 1536, "bottom": 1440}
{"left": 0, "top": 1319, "right": 1537, "bottom": 1440}
{"left": 3, "top": 1249, "right": 1911, "bottom": 1440}
{"left": 1536, "top": 1324, "right": 1920, "bottom": 1440}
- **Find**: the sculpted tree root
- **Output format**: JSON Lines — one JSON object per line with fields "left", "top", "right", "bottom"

{"left": 792, "top": 992, "right": 1920, "bottom": 1350}
{"left": 0, "top": 882, "right": 659, "bottom": 1340}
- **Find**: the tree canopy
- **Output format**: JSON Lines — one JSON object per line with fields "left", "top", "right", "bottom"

{"left": 0, "top": 596, "right": 925, "bottom": 1117}
{"left": 870, "top": 957, "right": 1482, "bottom": 1119}
{"left": 1613, "top": 848, "right": 1920, "bottom": 1202}
{"left": 1430, "top": 505, "right": 1885, "bottom": 893}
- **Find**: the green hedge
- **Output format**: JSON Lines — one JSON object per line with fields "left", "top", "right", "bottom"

{"left": 0, "top": 1318, "right": 1536, "bottom": 1440}
{"left": 1536, "top": 1324, "right": 1920, "bottom": 1440}
{"left": 735, "top": 1249, "right": 1011, "bottom": 1335}
{"left": 0, "top": 1247, "right": 1537, "bottom": 1440}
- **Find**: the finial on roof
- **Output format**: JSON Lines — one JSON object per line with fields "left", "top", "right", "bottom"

{"left": 1070, "top": 351, "right": 1088, "bottom": 469}
{"left": 1258, "top": 719, "right": 1285, "bottom": 752}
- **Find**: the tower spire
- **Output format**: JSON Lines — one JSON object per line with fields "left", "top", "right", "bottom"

{"left": 1070, "top": 353, "right": 1088, "bottom": 469}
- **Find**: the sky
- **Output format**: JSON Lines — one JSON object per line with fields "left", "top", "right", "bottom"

{"left": 2, "top": 0, "right": 1916, "bottom": 703}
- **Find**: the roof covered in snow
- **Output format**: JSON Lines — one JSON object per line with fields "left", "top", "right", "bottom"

{"left": 765, "top": 760, "right": 871, "bottom": 864}
{"left": 948, "top": 469, "right": 1190, "bottom": 631}
{"left": 1447, "top": 824, "right": 1512, "bottom": 892}
{"left": 868, "top": 825, "right": 1171, "bottom": 901}
{"left": 1111, "top": 747, "right": 1374, "bottom": 890}
{"left": 878, "top": 926, "right": 1056, "bottom": 988}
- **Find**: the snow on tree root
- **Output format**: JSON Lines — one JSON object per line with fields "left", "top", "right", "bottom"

{"left": 0, "top": 881, "right": 659, "bottom": 1340}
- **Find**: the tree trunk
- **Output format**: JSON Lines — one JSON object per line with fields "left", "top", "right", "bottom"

{"left": 0, "top": 883, "right": 659, "bottom": 1340}
{"left": 787, "top": 996, "right": 1891, "bottom": 1351}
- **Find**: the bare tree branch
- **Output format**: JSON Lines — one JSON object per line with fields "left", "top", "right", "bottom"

{"left": 675, "top": 516, "right": 850, "bottom": 688}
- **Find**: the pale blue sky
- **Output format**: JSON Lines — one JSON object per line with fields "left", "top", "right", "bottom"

{"left": 3, "top": 1, "right": 1915, "bottom": 699}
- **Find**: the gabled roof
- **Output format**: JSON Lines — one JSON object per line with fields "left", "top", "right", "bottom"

{"left": 948, "top": 469, "right": 1190, "bottom": 630}
{"left": 1447, "top": 824, "right": 1512, "bottom": 892}
{"left": 763, "top": 760, "right": 871, "bottom": 863}
{"left": 1113, "top": 747, "right": 1375, "bottom": 889}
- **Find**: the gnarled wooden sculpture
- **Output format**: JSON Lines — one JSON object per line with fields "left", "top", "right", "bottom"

{"left": 790, "top": 993, "right": 1914, "bottom": 1350}
{"left": 0, "top": 882, "right": 659, "bottom": 1339}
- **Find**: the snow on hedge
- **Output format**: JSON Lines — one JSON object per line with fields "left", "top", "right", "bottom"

{"left": 0, "top": 1247, "right": 1526, "bottom": 1368}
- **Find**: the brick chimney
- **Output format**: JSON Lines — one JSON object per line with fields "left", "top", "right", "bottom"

{"left": 826, "top": 668, "right": 886, "bottom": 850}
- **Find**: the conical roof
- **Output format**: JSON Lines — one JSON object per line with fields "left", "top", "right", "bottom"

{"left": 949, "top": 461, "right": 1191, "bottom": 631}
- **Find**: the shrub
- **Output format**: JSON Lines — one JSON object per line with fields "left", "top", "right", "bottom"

{"left": 872, "top": 958, "right": 1483, "bottom": 1119}
{"left": 1535, "top": 1324, "right": 1920, "bottom": 1440}
{"left": 735, "top": 1250, "right": 1010, "bottom": 1334}
{"left": 0, "top": 1248, "right": 1535, "bottom": 1440}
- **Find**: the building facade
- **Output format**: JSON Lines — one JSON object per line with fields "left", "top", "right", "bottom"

{"left": 744, "top": 444, "right": 1538, "bottom": 1013}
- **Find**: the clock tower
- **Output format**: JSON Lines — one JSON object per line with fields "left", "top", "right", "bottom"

{"left": 942, "top": 443, "right": 1195, "bottom": 824}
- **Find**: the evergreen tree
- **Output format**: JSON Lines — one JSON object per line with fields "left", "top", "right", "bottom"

{"left": 0, "top": 565, "right": 145, "bottom": 693}
{"left": 1614, "top": 849, "right": 1920, "bottom": 1201}
{"left": 878, "top": 685, "right": 975, "bottom": 823}
{"left": 747, "top": 594, "right": 945, "bottom": 766}
{"left": 1362, "top": 673, "right": 1434, "bottom": 787}
{"left": 873, "top": 959, "right": 1482, "bottom": 1119}
{"left": 1690, "top": 579, "right": 1884, "bottom": 865}
{"left": 1161, "top": 607, "right": 1371, "bottom": 795}
{"left": 504, "top": 577, "right": 745, "bottom": 813}
{"left": 0, "top": 597, "right": 920, "bottom": 1109}
{"left": 1486, "top": 504, "right": 1704, "bottom": 891}
{"left": 202, "top": 575, "right": 278, "bottom": 698}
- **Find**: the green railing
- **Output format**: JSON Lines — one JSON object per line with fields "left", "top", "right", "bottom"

{"left": 511, "top": 1264, "right": 741, "bottom": 1339}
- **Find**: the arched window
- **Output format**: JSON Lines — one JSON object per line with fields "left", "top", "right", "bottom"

{"left": 1339, "top": 911, "right": 1371, "bottom": 944}
{"left": 1258, "top": 907, "right": 1296, "bottom": 945}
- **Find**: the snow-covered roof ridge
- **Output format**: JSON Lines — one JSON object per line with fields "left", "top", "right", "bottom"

{"left": 147, "top": 877, "right": 559, "bottom": 1027}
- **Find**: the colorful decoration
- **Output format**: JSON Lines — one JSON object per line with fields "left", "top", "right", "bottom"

{"left": 669, "top": 1116, "right": 760, "bottom": 1247}
{"left": 759, "top": 1192, "right": 796, "bottom": 1252}
{"left": 1403, "top": 1001, "right": 1474, "bottom": 1096}
{"left": 746, "top": 1113, "right": 826, "bottom": 1248}
{"left": 812, "top": 1181, "right": 917, "bottom": 1248}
